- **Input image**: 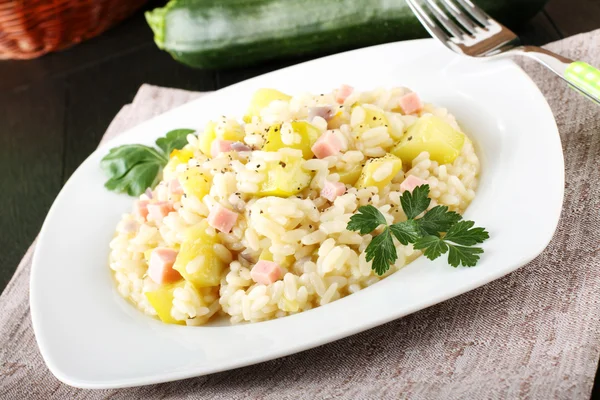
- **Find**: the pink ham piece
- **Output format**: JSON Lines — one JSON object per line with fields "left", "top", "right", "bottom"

{"left": 133, "top": 200, "right": 150, "bottom": 220}
{"left": 321, "top": 181, "right": 346, "bottom": 202}
{"left": 251, "top": 260, "right": 283, "bottom": 285}
{"left": 311, "top": 131, "right": 343, "bottom": 159}
{"left": 148, "top": 247, "right": 181, "bottom": 284}
{"left": 147, "top": 201, "right": 174, "bottom": 221}
{"left": 211, "top": 139, "right": 234, "bottom": 158}
{"left": 230, "top": 141, "right": 252, "bottom": 152}
{"left": 398, "top": 92, "right": 423, "bottom": 114}
{"left": 169, "top": 179, "right": 183, "bottom": 195}
{"left": 207, "top": 203, "right": 239, "bottom": 233}
{"left": 308, "top": 106, "right": 334, "bottom": 121}
{"left": 400, "top": 175, "right": 428, "bottom": 193}
{"left": 335, "top": 84, "right": 354, "bottom": 104}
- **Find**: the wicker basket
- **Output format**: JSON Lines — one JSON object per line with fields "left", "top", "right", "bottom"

{"left": 0, "top": 0, "right": 148, "bottom": 60}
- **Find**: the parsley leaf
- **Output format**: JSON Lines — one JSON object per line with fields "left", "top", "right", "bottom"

{"left": 346, "top": 182, "right": 490, "bottom": 273}
{"left": 365, "top": 228, "right": 397, "bottom": 276}
{"left": 447, "top": 245, "right": 483, "bottom": 267}
{"left": 413, "top": 222, "right": 487, "bottom": 267}
{"left": 444, "top": 220, "right": 489, "bottom": 245}
{"left": 414, "top": 235, "right": 449, "bottom": 260}
{"left": 415, "top": 205, "right": 462, "bottom": 236}
{"left": 389, "top": 220, "right": 420, "bottom": 245}
{"left": 347, "top": 205, "right": 388, "bottom": 234}
{"left": 155, "top": 128, "right": 196, "bottom": 155}
{"left": 400, "top": 184, "right": 431, "bottom": 219}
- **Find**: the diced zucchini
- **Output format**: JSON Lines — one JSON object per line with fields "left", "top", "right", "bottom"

{"left": 327, "top": 109, "right": 346, "bottom": 129}
{"left": 356, "top": 154, "right": 403, "bottom": 192}
{"left": 278, "top": 296, "right": 299, "bottom": 312}
{"left": 173, "top": 221, "right": 226, "bottom": 288}
{"left": 163, "top": 148, "right": 194, "bottom": 181}
{"left": 391, "top": 115, "right": 465, "bottom": 164}
{"left": 263, "top": 121, "right": 321, "bottom": 159}
{"left": 180, "top": 167, "right": 211, "bottom": 200}
{"left": 335, "top": 163, "right": 363, "bottom": 186}
{"left": 258, "top": 153, "right": 312, "bottom": 197}
{"left": 259, "top": 247, "right": 294, "bottom": 268}
{"left": 353, "top": 106, "right": 389, "bottom": 134}
{"left": 244, "top": 89, "right": 292, "bottom": 122}
{"left": 198, "top": 119, "right": 245, "bottom": 157}
{"left": 145, "top": 280, "right": 186, "bottom": 325}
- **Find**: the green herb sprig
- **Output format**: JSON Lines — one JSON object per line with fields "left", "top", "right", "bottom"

{"left": 347, "top": 184, "right": 489, "bottom": 274}
{"left": 100, "top": 128, "right": 195, "bottom": 196}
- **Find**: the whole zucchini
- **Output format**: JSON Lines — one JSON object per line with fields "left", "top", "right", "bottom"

{"left": 146, "top": 0, "right": 548, "bottom": 69}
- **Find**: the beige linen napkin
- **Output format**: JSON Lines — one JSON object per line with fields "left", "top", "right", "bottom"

{"left": 1, "top": 30, "right": 600, "bottom": 399}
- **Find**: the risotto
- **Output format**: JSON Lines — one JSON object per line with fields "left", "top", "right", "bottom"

{"left": 108, "top": 85, "right": 480, "bottom": 326}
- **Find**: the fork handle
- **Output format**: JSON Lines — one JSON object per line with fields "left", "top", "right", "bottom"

{"left": 520, "top": 46, "right": 600, "bottom": 105}
{"left": 564, "top": 61, "right": 600, "bottom": 104}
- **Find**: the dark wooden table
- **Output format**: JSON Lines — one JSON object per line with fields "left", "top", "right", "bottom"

{"left": 1, "top": 0, "right": 599, "bottom": 395}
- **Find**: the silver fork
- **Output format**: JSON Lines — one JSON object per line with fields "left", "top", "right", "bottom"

{"left": 406, "top": 0, "right": 600, "bottom": 105}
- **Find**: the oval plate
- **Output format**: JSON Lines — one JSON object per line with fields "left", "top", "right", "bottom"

{"left": 30, "top": 39, "right": 564, "bottom": 389}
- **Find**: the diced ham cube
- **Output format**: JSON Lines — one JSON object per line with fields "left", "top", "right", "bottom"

{"left": 311, "top": 131, "right": 343, "bottom": 159}
{"left": 211, "top": 139, "right": 234, "bottom": 158}
{"left": 308, "top": 106, "right": 334, "bottom": 121}
{"left": 133, "top": 200, "right": 150, "bottom": 220}
{"left": 335, "top": 84, "right": 354, "bottom": 104}
{"left": 148, "top": 247, "right": 181, "bottom": 284}
{"left": 230, "top": 141, "right": 252, "bottom": 152}
{"left": 251, "top": 260, "right": 283, "bottom": 285}
{"left": 207, "top": 203, "right": 239, "bottom": 233}
{"left": 147, "top": 201, "right": 174, "bottom": 221}
{"left": 169, "top": 179, "right": 183, "bottom": 195}
{"left": 398, "top": 92, "right": 423, "bottom": 114}
{"left": 321, "top": 181, "right": 346, "bottom": 202}
{"left": 400, "top": 175, "right": 428, "bottom": 192}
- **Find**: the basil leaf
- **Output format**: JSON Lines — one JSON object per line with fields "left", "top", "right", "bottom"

{"left": 156, "top": 129, "right": 196, "bottom": 156}
{"left": 100, "top": 144, "right": 168, "bottom": 196}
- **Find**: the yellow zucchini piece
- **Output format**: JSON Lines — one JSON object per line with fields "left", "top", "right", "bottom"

{"left": 145, "top": 281, "right": 186, "bottom": 325}
{"left": 278, "top": 296, "right": 300, "bottom": 312}
{"left": 391, "top": 115, "right": 465, "bottom": 164}
{"left": 198, "top": 121, "right": 217, "bottom": 156}
{"left": 354, "top": 106, "right": 389, "bottom": 134}
{"left": 198, "top": 119, "right": 245, "bottom": 157}
{"left": 244, "top": 88, "right": 292, "bottom": 122}
{"left": 259, "top": 247, "right": 294, "bottom": 268}
{"left": 335, "top": 163, "right": 363, "bottom": 186}
{"left": 258, "top": 153, "right": 312, "bottom": 197}
{"left": 356, "top": 154, "right": 403, "bottom": 192}
{"left": 173, "top": 221, "right": 226, "bottom": 288}
{"left": 263, "top": 121, "right": 321, "bottom": 159}
{"left": 180, "top": 167, "right": 211, "bottom": 200}
{"left": 163, "top": 148, "right": 194, "bottom": 180}
{"left": 327, "top": 109, "right": 346, "bottom": 129}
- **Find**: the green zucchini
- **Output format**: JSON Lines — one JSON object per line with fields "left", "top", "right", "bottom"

{"left": 146, "top": 0, "right": 548, "bottom": 69}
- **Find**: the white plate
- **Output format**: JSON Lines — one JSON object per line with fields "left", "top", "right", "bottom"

{"left": 30, "top": 39, "right": 564, "bottom": 389}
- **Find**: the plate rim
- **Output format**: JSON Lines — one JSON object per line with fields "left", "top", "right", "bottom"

{"left": 30, "top": 38, "right": 564, "bottom": 389}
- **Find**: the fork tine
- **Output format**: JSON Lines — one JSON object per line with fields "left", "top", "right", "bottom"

{"left": 454, "top": 0, "right": 492, "bottom": 27}
{"left": 438, "top": 0, "right": 479, "bottom": 34}
{"left": 406, "top": 0, "right": 451, "bottom": 43}
{"left": 422, "top": 0, "right": 468, "bottom": 38}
